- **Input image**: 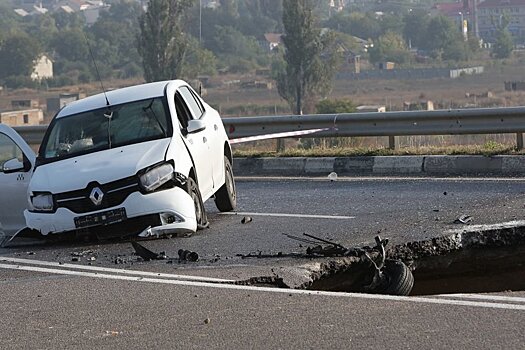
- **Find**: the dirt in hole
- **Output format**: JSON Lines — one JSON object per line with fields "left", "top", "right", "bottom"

{"left": 410, "top": 245, "right": 525, "bottom": 295}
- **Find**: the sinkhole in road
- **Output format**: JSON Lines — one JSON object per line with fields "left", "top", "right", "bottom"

{"left": 279, "top": 225, "right": 525, "bottom": 296}
{"left": 408, "top": 245, "right": 525, "bottom": 295}
{"left": 300, "top": 245, "right": 525, "bottom": 296}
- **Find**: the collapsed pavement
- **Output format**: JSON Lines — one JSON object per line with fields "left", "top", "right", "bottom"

{"left": 236, "top": 221, "right": 525, "bottom": 296}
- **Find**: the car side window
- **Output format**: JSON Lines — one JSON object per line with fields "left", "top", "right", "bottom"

{"left": 0, "top": 133, "right": 24, "bottom": 171}
{"left": 175, "top": 92, "right": 192, "bottom": 129}
{"left": 179, "top": 86, "right": 204, "bottom": 120}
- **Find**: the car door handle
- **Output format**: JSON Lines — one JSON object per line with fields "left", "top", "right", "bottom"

{"left": 203, "top": 137, "right": 207, "bottom": 143}
{"left": 214, "top": 124, "right": 218, "bottom": 131}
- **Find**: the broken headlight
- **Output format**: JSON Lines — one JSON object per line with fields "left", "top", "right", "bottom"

{"left": 31, "top": 192, "right": 54, "bottom": 212}
{"left": 139, "top": 162, "right": 174, "bottom": 193}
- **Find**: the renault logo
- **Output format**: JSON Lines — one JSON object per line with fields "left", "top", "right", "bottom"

{"left": 89, "top": 187, "right": 104, "bottom": 206}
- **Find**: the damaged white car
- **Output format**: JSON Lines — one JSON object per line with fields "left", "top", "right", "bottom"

{"left": 6, "top": 80, "right": 237, "bottom": 240}
{"left": 0, "top": 124, "right": 36, "bottom": 239}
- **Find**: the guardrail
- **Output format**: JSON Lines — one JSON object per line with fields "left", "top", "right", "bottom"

{"left": 13, "top": 106, "right": 525, "bottom": 150}
{"left": 222, "top": 107, "right": 525, "bottom": 149}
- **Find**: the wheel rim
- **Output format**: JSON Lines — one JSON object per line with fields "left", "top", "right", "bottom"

{"left": 191, "top": 186, "right": 202, "bottom": 223}
{"left": 226, "top": 166, "right": 236, "bottom": 201}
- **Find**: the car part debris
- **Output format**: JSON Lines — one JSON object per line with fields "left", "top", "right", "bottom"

{"left": 131, "top": 241, "right": 167, "bottom": 261}
{"left": 454, "top": 214, "right": 472, "bottom": 224}
{"left": 362, "top": 236, "right": 414, "bottom": 296}
{"left": 178, "top": 249, "right": 199, "bottom": 262}
{"left": 241, "top": 216, "right": 252, "bottom": 224}
{"left": 284, "top": 233, "right": 361, "bottom": 257}
{"left": 283, "top": 233, "right": 414, "bottom": 296}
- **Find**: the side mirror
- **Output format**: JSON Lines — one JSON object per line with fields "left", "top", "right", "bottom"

{"left": 2, "top": 158, "right": 25, "bottom": 174}
{"left": 185, "top": 119, "right": 206, "bottom": 135}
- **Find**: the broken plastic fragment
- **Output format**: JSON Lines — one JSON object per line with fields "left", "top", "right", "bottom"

{"left": 241, "top": 216, "right": 252, "bottom": 224}
{"left": 131, "top": 241, "right": 166, "bottom": 261}
{"left": 454, "top": 214, "right": 472, "bottom": 224}
{"left": 328, "top": 172, "right": 338, "bottom": 181}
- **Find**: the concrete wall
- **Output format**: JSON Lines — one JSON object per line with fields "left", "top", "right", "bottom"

{"left": 337, "top": 67, "right": 484, "bottom": 81}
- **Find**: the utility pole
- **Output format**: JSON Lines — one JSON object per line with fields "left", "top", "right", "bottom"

{"left": 199, "top": 0, "right": 202, "bottom": 44}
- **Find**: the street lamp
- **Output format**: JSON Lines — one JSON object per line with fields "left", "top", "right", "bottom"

{"left": 199, "top": 0, "right": 202, "bottom": 44}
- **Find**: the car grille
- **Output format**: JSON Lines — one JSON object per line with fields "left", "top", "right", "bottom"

{"left": 54, "top": 176, "right": 139, "bottom": 214}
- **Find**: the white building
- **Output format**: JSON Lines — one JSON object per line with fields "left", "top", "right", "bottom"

{"left": 31, "top": 55, "right": 53, "bottom": 81}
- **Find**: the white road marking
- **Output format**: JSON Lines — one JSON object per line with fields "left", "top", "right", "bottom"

{"left": 0, "top": 261, "right": 524, "bottom": 311}
{"left": 219, "top": 212, "right": 355, "bottom": 220}
{"left": 435, "top": 293, "right": 525, "bottom": 304}
{"left": 0, "top": 257, "right": 234, "bottom": 283}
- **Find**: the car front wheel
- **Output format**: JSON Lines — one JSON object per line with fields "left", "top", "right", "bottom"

{"left": 214, "top": 156, "right": 237, "bottom": 212}
{"left": 187, "top": 177, "right": 208, "bottom": 230}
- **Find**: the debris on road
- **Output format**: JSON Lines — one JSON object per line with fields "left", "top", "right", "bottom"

{"left": 178, "top": 249, "right": 199, "bottom": 262}
{"left": 454, "top": 214, "right": 473, "bottom": 224}
{"left": 131, "top": 241, "right": 167, "bottom": 261}
{"left": 328, "top": 172, "right": 338, "bottom": 181}
{"left": 241, "top": 216, "right": 253, "bottom": 224}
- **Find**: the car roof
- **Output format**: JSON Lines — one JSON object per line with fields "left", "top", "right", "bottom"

{"left": 56, "top": 80, "right": 187, "bottom": 119}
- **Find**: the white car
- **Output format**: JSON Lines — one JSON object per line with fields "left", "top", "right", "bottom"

{"left": 0, "top": 124, "right": 36, "bottom": 238}
{"left": 3, "top": 79, "right": 237, "bottom": 240}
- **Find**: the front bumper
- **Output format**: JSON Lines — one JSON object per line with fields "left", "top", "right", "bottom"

{"left": 24, "top": 187, "right": 197, "bottom": 236}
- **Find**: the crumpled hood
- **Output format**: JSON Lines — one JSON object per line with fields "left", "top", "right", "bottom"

{"left": 30, "top": 139, "right": 170, "bottom": 193}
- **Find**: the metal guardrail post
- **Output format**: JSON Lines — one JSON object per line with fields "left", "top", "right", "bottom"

{"left": 517, "top": 133, "right": 524, "bottom": 150}
{"left": 388, "top": 136, "right": 399, "bottom": 150}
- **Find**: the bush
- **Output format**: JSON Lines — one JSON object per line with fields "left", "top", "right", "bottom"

{"left": 3, "top": 75, "right": 38, "bottom": 89}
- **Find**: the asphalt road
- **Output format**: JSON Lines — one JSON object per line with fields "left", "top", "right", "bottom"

{"left": 1, "top": 177, "right": 525, "bottom": 348}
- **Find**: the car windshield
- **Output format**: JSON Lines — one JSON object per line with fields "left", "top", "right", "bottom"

{"left": 41, "top": 97, "right": 171, "bottom": 161}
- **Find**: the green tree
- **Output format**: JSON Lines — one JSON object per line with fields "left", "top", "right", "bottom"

{"left": 24, "top": 13, "right": 58, "bottom": 48}
{"left": 0, "top": 31, "right": 41, "bottom": 80}
{"left": 138, "top": 0, "right": 193, "bottom": 82}
{"left": 493, "top": 27, "right": 513, "bottom": 59}
{"left": 0, "top": 3, "right": 22, "bottom": 36}
{"left": 89, "top": 0, "right": 143, "bottom": 73}
{"left": 402, "top": 10, "right": 430, "bottom": 49}
{"left": 424, "top": 16, "right": 466, "bottom": 61}
{"left": 277, "top": 0, "right": 338, "bottom": 115}
{"left": 316, "top": 99, "right": 356, "bottom": 114}
{"left": 50, "top": 29, "right": 89, "bottom": 62}
{"left": 182, "top": 37, "right": 217, "bottom": 78}
{"left": 369, "top": 31, "right": 410, "bottom": 64}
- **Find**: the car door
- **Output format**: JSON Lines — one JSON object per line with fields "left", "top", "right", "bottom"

{"left": 175, "top": 86, "right": 215, "bottom": 200}
{"left": 0, "top": 124, "right": 36, "bottom": 235}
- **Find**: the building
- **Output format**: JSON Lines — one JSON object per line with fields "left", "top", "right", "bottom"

{"left": 46, "top": 92, "right": 84, "bottom": 122}
{"left": 432, "top": 0, "right": 472, "bottom": 40}
{"left": 0, "top": 108, "right": 44, "bottom": 127}
{"left": 11, "top": 99, "right": 39, "bottom": 109}
{"left": 478, "top": 0, "right": 525, "bottom": 41}
{"left": 31, "top": 55, "right": 53, "bottom": 81}
{"left": 263, "top": 33, "right": 283, "bottom": 52}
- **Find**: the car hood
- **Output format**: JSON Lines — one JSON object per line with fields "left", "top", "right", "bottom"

{"left": 30, "top": 139, "right": 170, "bottom": 193}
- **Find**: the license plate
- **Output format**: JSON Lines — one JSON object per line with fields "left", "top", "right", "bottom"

{"left": 74, "top": 208, "right": 127, "bottom": 229}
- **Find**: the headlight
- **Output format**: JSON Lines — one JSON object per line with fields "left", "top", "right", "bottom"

{"left": 139, "top": 163, "right": 174, "bottom": 192}
{"left": 31, "top": 193, "right": 54, "bottom": 212}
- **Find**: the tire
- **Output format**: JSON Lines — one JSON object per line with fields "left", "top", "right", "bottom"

{"left": 378, "top": 260, "right": 414, "bottom": 296}
{"left": 187, "top": 177, "right": 208, "bottom": 230}
{"left": 214, "top": 156, "right": 237, "bottom": 212}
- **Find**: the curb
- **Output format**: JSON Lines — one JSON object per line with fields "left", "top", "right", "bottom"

{"left": 233, "top": 155, "right": 525, "bottom": 177}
